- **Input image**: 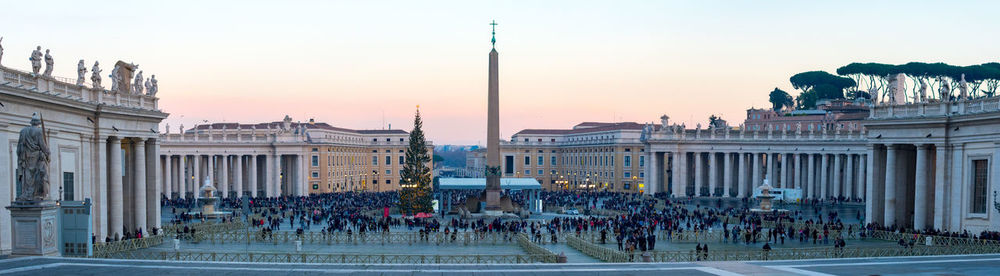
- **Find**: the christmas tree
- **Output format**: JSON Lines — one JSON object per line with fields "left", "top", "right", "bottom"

{"left": 399, "top": 107, "right": 434, "bottom": 215}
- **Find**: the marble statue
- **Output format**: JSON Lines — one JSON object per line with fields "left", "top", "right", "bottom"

{"left": 796, "top": 122, "right": 802, "bottom": 134}
{"left": 144, "top": 78, "right": 152, "bottom": 96}
{"left": 919, "top": 78, "right": 928, "bottom": 102}
{"left": 29, "top": 46, "right": 43, "bottom": 75}
{"left": 90, "top": 61, "right": 102, "bottom": 89}
{"left": 165, "top": 123, "right": 170, "bottom": 134}
{"left": 16, "top": 113, "right": 50, "bottom": 202}
{"left": 180, "top": 124, "right": 184, "bottom": 133}
{"left": 149, "top": 75, "right": 158, "bottom": 96}
{"left": 133, "top": 71, "right": 144, "bottom": 95}
{"left": 76, "top": 60, "right": 87, "bottom": 86}
{"left": 959, "top": 74, "right": 969, "bottom": 100}
{"left": 109, "top": 64, "right": 120, "bottom": 93}
{"left": 939, "top": 77, "right": 950, "bottom": 101}
{"left": 0, "top": 36, "right": 4, "bottom": 65}
{"left": 640, "top": 124, "right": 649, "bottom": 141}
{"left": 660, "top": 115, "right": 669, "bottom": 129}
{"left": 42, "top": 49, "right": 53, "bottom": 76}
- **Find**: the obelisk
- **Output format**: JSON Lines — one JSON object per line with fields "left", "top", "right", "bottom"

{"left": 485, "top": 20, "right": 502, "bottom": 212}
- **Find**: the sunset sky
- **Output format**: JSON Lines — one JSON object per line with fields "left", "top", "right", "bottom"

{"left": 2, "top": 1, "right": 997, "bottom": 144}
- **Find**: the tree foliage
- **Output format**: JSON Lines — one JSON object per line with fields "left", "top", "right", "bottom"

{"left": 398, "top": 108, "right": 434, "bottom": 215}
{"left": 768, "top": 88, "right": 794, "bottom": 111}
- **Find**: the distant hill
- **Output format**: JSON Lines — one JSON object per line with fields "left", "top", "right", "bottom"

{"left": 433, "top": 145, "right": 479, "bottom": 168}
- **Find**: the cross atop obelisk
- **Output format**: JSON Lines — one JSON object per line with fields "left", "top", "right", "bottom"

{"left": 490, "top": 20, "right": 498, "bottom": 48}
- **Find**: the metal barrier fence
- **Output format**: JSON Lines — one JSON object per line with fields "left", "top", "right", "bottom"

{"left": 516, "top": 233, "right": 560, "bottom": 263}
{"left": 566, "top": 235, "right": 629, "bottom": 263}
{"left": 201, "top": 231, "right": 528, "bottom": 246}
{"left": 97, "top": 250, "right": 550, "bottom": 264}
{"left": 93, "top": 235, "right": 165, "bottom": 258}
{"left": 648, "top": 244, "right": 1000, "bottom": 262}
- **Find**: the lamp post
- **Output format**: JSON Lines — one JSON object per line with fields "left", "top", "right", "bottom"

{"left": 632, "top": 175, "right": 638, "bottom": 193}
{"left": 342, "top": 174, "right": 347, "bottom": 192}
{"left": 373, "top": 170, "right": 380, "bottom": 192}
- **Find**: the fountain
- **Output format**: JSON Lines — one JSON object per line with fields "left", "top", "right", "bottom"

{"left": 750, "top": 178, "right": 789, "bottom": 214}
{"left": 188, "top": 179, "right": 232, "bottom": 219}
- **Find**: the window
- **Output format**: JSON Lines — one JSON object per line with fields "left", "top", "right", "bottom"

{"left": 399, "top": 156, "right": 404, "bottom": 164}
{"left": 372, "top": 156, "right": 378, "bottom": 166}
{"left": 550, "top": 156, "right": 557, "bottom": 166}
{"left": 537, "top": 156, "right": 543, "bottom": 166}
{"left": 386, "top": 170, "right": 391, "bottom": 175}
{"left": 623, "top": 182, "right": 630, "bottom": 190}
{"left": 639, "top": 172, "right": 644, "bottom": 178}
{"left": 311, "top": 171, "right": 319, "bottom": 178}
{"left": 538, "top": 170, "right": 543, "bottom": 175}
{"left": 311, "top": 155, "right": 319, "bottom": 167}
{"left": 624, "top": 171, "right": 631, "bottom": 178}
{"left": 639, "top": 156, "right": 645, "bottom": 167}
{"left": 624, "top": 156, "right": 632, "bottom": 167}
{"left": 386, "top": 179, "right": 392, "bottom": 184}
{"left": 524, "top": 156, "right": 530, "bottom": 166}
{"left": 524, "top": 169, "right": 530, "bottom": 175}
{"left": 971, "top": 159, "right": 989, "bottom": 214}
{"left": 62, "top": 172, "right": 74, "bottom": 200}
{"left": 312, "top": 184, "right": 319, "bottom": 190}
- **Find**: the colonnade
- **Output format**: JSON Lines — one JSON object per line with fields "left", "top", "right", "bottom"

{"left": 159, "top": 153, "right": 307, "bottom": 199}
{"left": 101, "top": 136, "right": 161, "bottom": 240}
{"left": 647, "top": 151, "right": 867, "bottom": 201}
{"left": 866, "top": 143, "right": 950, "bottom": 231}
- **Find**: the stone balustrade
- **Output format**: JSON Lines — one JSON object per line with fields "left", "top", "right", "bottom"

{"left": 1, "top": 66, "right": 159, "bottom": 111}
{"left": 871, "top": 96, "right": 1000, "bottom": 119}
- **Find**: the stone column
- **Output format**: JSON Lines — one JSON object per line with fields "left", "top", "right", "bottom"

{"left": 270, "top": 154, "right": 279, "bottom": 196}
{"left": 738, "top": 152, "right": 748, "bottom": 198}
{"left": 933, "top": 145, "right": 946, "bottom": 230}
{"left": 249, "top": 155, "right": 259, "bottom": 197}
{"left": 752, "top": 152, "right": 762, "bottom": 189}
{"left": 179, "top": 155, "right": 187, "bottom": 199}
{"left": 298, "top": 154, "right": 307, "bottom": 196}
{"left": 845, "top": 154, "right": 855, "bottom": 200}
{"left": 767, "top": 153, "right": 776, "bottom": 187}
{"left": 708, "top": 152, "right": 718, "bottom": 196}
{"left": 694, "top": 152, "right": 705, "bottom": 197}
{"left": 858, "top": 154, "right": 867, "bottom": 200}
{"left": 866, "top": 147, "right": 879, "bottom": 224}
{"left": 97, "top": 136, "right": 108, "bottom": 240}
{"left": 163, "top": 155, "right": 172, "bottom": 199}
{"left": 723, "top": 152, "right": 733, "bottom": 197}
{"left": 913, "top": 144, "right": 930, "bottom": 230}
{"left": 794, "top": 154, "right": 802, "bottom": 190}
{"left": 833, "top": 154, "right": 843, "bottom": 199}
{"left": 234, "top": 155, "right": 243, "bottom": 197}
{"left": 671, "top": 152, "right": 683, "bottom": 197}
{"left": 820, "top": 154, "right": 829, "bottom": 200}
{"left": 132, "top": 138, "right": 147, "bottom": 233}
{"left": 884, "top": 145, "right": 898, "bottom": 227}
{"left": 108, "top": 137, "right": 123, "bottom": 239}
{"left": 220, "top": 155, "right": 229, "bottom": 197}
{"left": 207, "top": 154, "right": 215, "bottom": 187}
{"left": 949, "top": 144, "right": 964, "bottom": 231}
{"left": 646, "top": 152, "right": 658, "bottom": 195}
{"left": 781, "top": 153, "right": 791, "bottom": 189}
{"left": 146, "top": 139, "right": 161, "bottom": 230}
{"left": 193, "top": 155, "right": 201, "bottom": 195}
{"left": 807, "top": 154, "right": 816, "bottom": 199}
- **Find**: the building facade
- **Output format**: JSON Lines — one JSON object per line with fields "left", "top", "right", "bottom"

{"left": 158, "top": 116, "right": 432, "bottom": 198}
{"left": 745, "top": 99, "right": 869, "bottom": 132}
{"left": 467, "top": 122, "right": 648, "bottom": 193}
{"left": 1, "top": 60, "right": 166, "bottom": 251}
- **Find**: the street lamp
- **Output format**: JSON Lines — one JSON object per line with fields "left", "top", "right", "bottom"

{"left": 632, "top": 175, "right": 638, "bottom": 193}
{"left": 373, "top": 170, "right": 380, "bottom": 192}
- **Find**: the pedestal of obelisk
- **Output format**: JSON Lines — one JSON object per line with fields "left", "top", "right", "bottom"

{"left": 7, "top": 201, "right": 60, "bottom": 256}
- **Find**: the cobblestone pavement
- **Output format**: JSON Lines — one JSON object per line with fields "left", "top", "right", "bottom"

{"left": 1, "top": 254, "right": 997, "bottom": 275}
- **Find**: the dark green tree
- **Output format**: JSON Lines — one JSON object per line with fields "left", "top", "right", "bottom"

{"left": 795, "top": 90, "right": 818, "bottom": 110}
{"left": 708, "top": 114, "right": 721, "bottom": 127}
{"left": 768, "top": 88, "right": 794, "bottom": 111}
{"left": 398, "top": 107, "right": 434, "bottom": 215}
